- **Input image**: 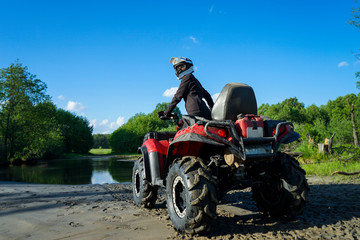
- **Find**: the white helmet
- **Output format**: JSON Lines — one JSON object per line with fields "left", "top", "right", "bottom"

{"left": 170, "top": 57, "right": 194, "bottom": 79}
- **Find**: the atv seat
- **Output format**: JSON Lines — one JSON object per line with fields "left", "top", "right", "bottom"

{"left": 181, "top": 115, "right": 209, "bottom": 127}
{"left": 211, "top": 83, "right": 257, "bottom": 121}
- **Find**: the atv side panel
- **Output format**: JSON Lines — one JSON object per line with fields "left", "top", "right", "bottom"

{"left": 139, "top": 138, "right": 170, "bottom": 186}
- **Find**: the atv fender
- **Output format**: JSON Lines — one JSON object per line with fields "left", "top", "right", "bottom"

{"left": 138, "top": 139, "right": 169, "bottom": 186}
{"left": 166, "top": 132, "right": 224, "bottom": 168}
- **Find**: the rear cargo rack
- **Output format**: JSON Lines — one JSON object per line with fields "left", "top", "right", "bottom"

{"left": 204, "top": 120, "right": 288, "bottom": 161}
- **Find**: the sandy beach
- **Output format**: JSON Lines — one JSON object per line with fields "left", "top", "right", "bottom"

{"left": 0, "top": 182, "right": 173, "bottom": 240}
{"left": 1, "top": 176, "right": 359, "bottom": 240}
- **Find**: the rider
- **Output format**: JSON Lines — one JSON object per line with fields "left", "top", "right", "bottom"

{"left": 161, "top": 57, "right": 214, "bottom": 120}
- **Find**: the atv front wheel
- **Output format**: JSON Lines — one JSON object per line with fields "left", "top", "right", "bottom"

{"left": 166, "top": 156, "right": 218, "bottom": 234}
{"left": 132, "top": 157, "right": 158, "bottom": 208}
{"left": 252, "top": 153, "right": 309, "bottom": 219}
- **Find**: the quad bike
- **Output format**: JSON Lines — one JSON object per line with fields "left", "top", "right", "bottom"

{"left": 132, "top": 83, "right": 309, "bottom": 234}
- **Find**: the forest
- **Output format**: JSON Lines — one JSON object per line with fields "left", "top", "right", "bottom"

{"left": 2, "top": 60, "right": 360, "bottom": 167}
{"left": 0, "top": 62, "right": 93, "bottom": 164}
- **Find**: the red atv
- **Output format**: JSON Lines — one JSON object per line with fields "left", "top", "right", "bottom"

{"left": 132, "top": 83, "right": 309, "bottom": 234}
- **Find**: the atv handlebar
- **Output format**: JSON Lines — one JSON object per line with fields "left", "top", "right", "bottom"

{"left": 158, "top": 111, "right": 179, "bottom": 122}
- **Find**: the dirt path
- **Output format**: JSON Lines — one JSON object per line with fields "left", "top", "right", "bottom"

{"left": 1, "top": 176, "right": 359, "bottom": 240}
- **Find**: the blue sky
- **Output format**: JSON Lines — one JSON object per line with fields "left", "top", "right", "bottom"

{"left": 1, "top": 0, "right": 359, "bottom": 134}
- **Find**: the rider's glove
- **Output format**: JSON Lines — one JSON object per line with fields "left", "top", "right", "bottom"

{"left": 158, "top": 111, "right": 169, "bottom": 120}
{"left": 158, "top": 111, "right": 164, "bottom": 117}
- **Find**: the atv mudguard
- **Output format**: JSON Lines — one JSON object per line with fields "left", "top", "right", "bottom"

{"left": 165, "top": 132, "right": 224, "bottom": 169}
{"left": 138, "top": 132, "right": 174, "bottom": 186}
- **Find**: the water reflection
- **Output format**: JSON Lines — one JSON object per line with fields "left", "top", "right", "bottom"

{"left": 91, "top": 157, "right": 134, "bottom": 184}
{"left": 0, "top": 157, "right": 134, "bottom": 185}
{"left": 91, "top": 171, "right": 119, "bottom": 184}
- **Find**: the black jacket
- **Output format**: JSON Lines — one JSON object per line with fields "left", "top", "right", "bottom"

{"left": 165, "top": 74, "right": 214, "bottom": 119}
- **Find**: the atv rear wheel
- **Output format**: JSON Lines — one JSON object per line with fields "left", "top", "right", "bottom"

{"left": 132, "top": 157, "right": 158, "bottom": 208}
{"left": 252, "top": 153, "right": 309, "bottom": 219}
{"left": 166, "top": 156, "right": 218, "bottom": 234}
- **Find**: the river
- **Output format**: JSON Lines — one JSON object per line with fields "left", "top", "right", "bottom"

{"left": 0, "top": 157, "right": 135, "bottom": 185}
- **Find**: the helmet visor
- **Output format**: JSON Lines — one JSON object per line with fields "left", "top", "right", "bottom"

{"left": 175, "top": 64, "right": 185, "bottom": 71}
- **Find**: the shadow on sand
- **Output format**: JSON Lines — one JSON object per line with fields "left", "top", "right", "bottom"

{"left": 206, "top": 182, "right": 360, "bottom": 237}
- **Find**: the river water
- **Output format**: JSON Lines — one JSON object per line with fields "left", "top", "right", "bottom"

{"left": 0, "top": 157, "right": 135, "bottom": 185}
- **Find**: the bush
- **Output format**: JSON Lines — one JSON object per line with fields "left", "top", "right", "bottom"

{"left": 110, "top": 103, "right": 181, "bottom": 154}
{"left": 93, "top": 134, "right": 110, "bottom": 148}
{"left": 295, "top": 142, "right": 317, "bottom": 161}
{"left": 56, "top": 109, "right": 93, "bottom": 154}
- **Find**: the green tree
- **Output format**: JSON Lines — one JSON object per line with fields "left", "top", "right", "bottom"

{"left": 317, "top": 94, "right": 359, "bottom": 145}
{"left": 296, "top": 105, "right": 330, "bottom": 143}
{"left": 349, "top": 1, "right": 360, "bottom": 146}
{"left": 56, "top": 109, "right": 93, "bottom": 154}
{"left": 110, "top": 103, "right": 181, "bottom": 153}
{"left": 323, "top": 94, "right": 357, "bottom": 121}
{"left": 18, "top": 102, "right": 64, "bottom": 160}
{"left": 109, "top": 127, "right": 139, "bottom": 153}
{"left": 258, "top": 103, "right": 269, "bottom": 116}
{"left": 349, "top": 1, "right": 360, "bottom": 89}
{"left": 258, "top": 97, "right": 306, "bottom": 124}
{"left": 349, "top": 0, "right": 360, "bottom": 30}
{"left": 0, "top": 62, "right": 49, "bottom": 161}
{"left": 93, "top": 134, "right": 110, "bottom": 148}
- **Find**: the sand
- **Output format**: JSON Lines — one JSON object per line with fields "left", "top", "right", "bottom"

{"left": 1, "top": 176, "right": 360, "bottom": 240}
{"left": 0, "top": 182, "right": 173, "bottom": 240}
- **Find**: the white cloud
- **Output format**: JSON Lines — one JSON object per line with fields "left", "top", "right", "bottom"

{"left": 92, "top": 116, "right": 126, "bottom": 134}
{"left": 100, "top": 119, "right": 109, "bottom": 126}
{"left": 66, "top": 101, "right": 85, "bottom": 112}
{"left": 116, "top": 116, "right": 125, "bottom": 126}
{"left": 58, "top": 95, "right": 65, "bottom": 101}
{"left": 189, "top": 35, "right": 197, "bottom": 44}
{"left": 163, "top": 87, "right": 178, "bottom": 97}
{"left": 109, "top": 122, "right": 118, "bottom": 129}
{"left": 90, "top": 119, "right": 97, "bottom": 128}
{"left": 338, "top": 61, "right": 349, "bottom": 67}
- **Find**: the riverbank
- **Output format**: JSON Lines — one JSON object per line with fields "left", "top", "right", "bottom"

{"left": 0, "top": 182, "right": 173, "bottom": 240}
{"left": 0, "top": 152, "right": 139, "bottom": 170}
{"left": 0, "top": 176, "right": 359, "bottom": 239}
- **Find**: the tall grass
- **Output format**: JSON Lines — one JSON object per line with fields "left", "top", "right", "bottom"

{"left": 295, "top": 142, "right": 331, "bottom": 163}
{"left": 293, "top": 142, "right": 360, "bottom": 181}
{"left": 301, "top": 161, "right": 360, "bottom": 176}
